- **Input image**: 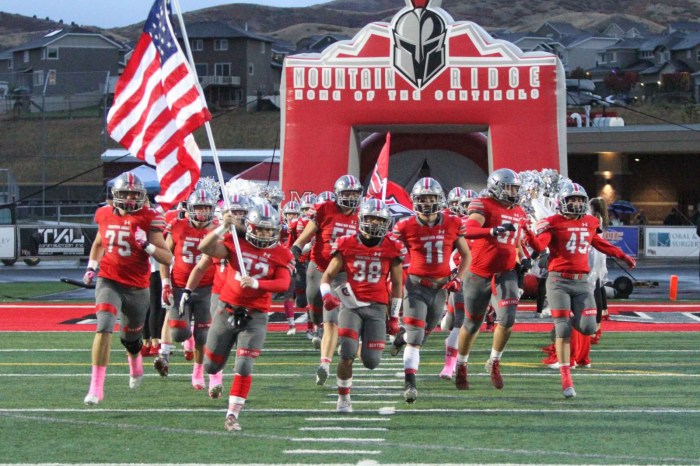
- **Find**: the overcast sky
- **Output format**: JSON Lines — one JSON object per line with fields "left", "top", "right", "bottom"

{"left": 1, "top": 0, "right": 332, "bottom": 28}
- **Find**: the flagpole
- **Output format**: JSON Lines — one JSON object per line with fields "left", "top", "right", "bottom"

{"left": 171, "top": 0, "right": 246, "bottom": 275}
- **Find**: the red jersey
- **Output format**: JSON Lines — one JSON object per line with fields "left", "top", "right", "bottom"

{"left": 310, "top": 201, "right": 358, "bottom": 271}
{"left": 333, "top": 234, "right": 406, "bottom": 305}
{"left": 218, "top": 237, "right": 294, "bottom": 312}
{"left": 392, "top": 213, "right": 465, "bottom": 278}
{"left": 211, "top": 257, "right": 228, "bottom": 294}
{"left": 534, "top": 214, "right": 627, "bottom": 274}
{"left": 163, "top": 209, "right": 181, "bottom": 236}
{"left": 295, "top": 216, "right": 312, "bottom": 262}
{"left": 167, "top": 218, "right": 216, "bottom": 288}
{"left": 285, "top": 218, "right": 299, "bottom": 248}
{"left": 466, "top": 197, "right": 527, "bottom": 276}
{"left": 95, "top": 205, "right": 165, "bottom": 289}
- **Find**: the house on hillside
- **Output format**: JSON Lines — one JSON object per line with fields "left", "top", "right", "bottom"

{"left": 7, "top": 28, "right": 127, "bottom": 111}
{"left": 295, "top": 34, "right": 351, "bottom": 53}
{"left": 175, "top": 21, "right": 276, "bottom": 110}
{"left": 599, "top": 17, "right": 651, "bottom": 39}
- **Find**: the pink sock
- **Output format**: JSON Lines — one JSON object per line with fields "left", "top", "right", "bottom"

{"left": 209, "top": 370, "right": 223, "bottom": 387}
{"left": 183, "top": 336, "right": 194, "bottom": 352}
{"left": 192, "top": 363, "right": 204, "bottom": 380}
{"left": 127, "top": 353, "right": 143, "bottom": 377}
{"left": 89, "top": 365, "right": 106, "bottom": 400}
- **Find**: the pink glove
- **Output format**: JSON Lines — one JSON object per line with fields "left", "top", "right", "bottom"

{"left": 386, "top": 316, "right": 400, "bottom": 336}
{"left": 162, "top": 284, "right": 174, "bottom": 306}
{"left": 622, "top": 255, "right": 636, "bottom": 269}
{"left": 82, "top": 268, "right": 96, "bottom": 286}
{"left": 442, "top": 277, "right": 462, "bottom": 293}
{"left": 322, "top": 294, "right": 340, "bottom": 311}
{"left": 134, "top": 226, "right": 149, "bottom": 249}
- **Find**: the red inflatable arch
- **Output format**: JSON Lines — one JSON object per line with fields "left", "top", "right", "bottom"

{"left": 280, "top": 0, "right": 567, "bottom": 200}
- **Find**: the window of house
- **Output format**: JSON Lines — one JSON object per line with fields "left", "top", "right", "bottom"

{"left": 195, "top": 63, "right": 207, "bottom": 76}
{"left": 47, "top": 47, "right": 58, "bottom": 59}
{"left": 33, "top": 70, "right": 44, "bottom": 86}
{"left": 214, "top": 39, "right": 228, "bottom": 51}
{"left": 7, "top": 58, "right": 12, "bottom": 70}
{"left": 260, "top": 42, "right": 266, "bottom": 54}
{"left": 23, "top": 50, "right": 29, "bottom": 63}
{"left": 191, "top": 39, "right": 203, "bottom": 51}
{"left": 696, "top": 49, "right": 700, "bottom": 63}
{"left": 248, "top": 62, "right": 254, "bottom": 75}
{"left": 214, "top": 63, "right": 230, "bottom": 76}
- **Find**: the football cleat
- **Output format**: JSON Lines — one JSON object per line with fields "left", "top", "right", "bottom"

{"left": 336, "top": 397, "right": 353, "bottom": 413}
{"left": 312, "top": 334, "right": 322, "bottom": 350}
{"left": 306, "top": 330, "right": 314, "bottom": 340}
{"left": 208, "top": 384, "right": 223, "bottom": 399}
{"left": 140, "top": 344, "right": 151, "bottom": 357}
{"left": 153, "top": 355, "right": 169, "bottom": 377}
{"left": 224, "top": 414, "right": 242, "bottom": 432}
{"left": 316, "top": 364, "right": 329, "bottom": 386}
{"left": 83, "top": 394, "right": 100, "bottom": 405}
{"left": 455, "top": 364, "right": 469, "bottom": 390}
{"left": 389, "top": 328, "right": 406, "bottom": 357}
{"left": 485, "top": 358, "right": 504, "bottom": 389}
{"left": 403, "top": 382, "right": 418, "bottom": 404}
{"left": 563, "top": 386, "right": 577, "bottom": 398}
{"left": 192, "top": 379, "right": 205, "bottom": 391}
{"left": 286, "top": 326, "right": 296, "bottom": 336}
{"left": 129, "top": 375, "right": 143, "bottom": 389}
{"left": 183, "top": 350, "right": 194, "bottom": 361}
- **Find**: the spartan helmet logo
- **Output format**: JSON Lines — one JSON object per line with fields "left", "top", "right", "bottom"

{"left": 392, "top": 0, "right": 447, "bottom": 89}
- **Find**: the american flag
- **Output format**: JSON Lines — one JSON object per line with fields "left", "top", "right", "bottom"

{"left": 367, "top": 132, "right": 390, "bottom": 201}
{"left": 107, "top": 0, "right": 211, "bottom": 210}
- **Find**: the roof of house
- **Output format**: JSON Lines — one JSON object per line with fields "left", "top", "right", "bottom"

{"left": 671, "top": 32, "right": 700, "bottom": 51}
{"left": 177, "top": 21, "right": 273, "bottom": 43}
{"left": 11, "top": 28, "right": 125, "bottom": 52}
{"left": 639, "top": 32, "right": 686, "bottom": 52}
{"left": 539, "top": 22, "right": 586, "bottom": 37}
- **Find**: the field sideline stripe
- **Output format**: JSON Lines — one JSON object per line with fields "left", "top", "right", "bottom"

{"left": 2, "top": 407, "right": 699, "bottom": 414}
{"left": 299, "top": 427, "right": 388, "bottom": 431}
{"left": 1, "top": 372, "right": 698, "bottom": 378}
{"left": 284, "top": 449, "right": 381, "bottom": 455}
{"left": 304, "top": 417, "right": 391, "bottom": 422}
{"left": 1, "top": 413, "right": 694, "bottom": 464}
{"left": 2, "top": 348, "right": 699, "bottom": 353}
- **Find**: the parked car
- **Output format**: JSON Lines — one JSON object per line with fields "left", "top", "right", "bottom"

{"left": 605, "top": 94, "right": 636, "bottom": 105}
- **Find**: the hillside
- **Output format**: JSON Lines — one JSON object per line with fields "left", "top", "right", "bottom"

{"left": 2, "top": 0, "right": 698, "bottom": 51}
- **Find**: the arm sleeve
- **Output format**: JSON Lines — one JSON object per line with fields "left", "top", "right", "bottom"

{"left": 256, "top": 267, "right": 292, "bottom": 293}
{"left": 463, "top": 218, "right": 492, "bottom": 239}
{"left": 529, "top": 229, "right": 550, "bottom": 252}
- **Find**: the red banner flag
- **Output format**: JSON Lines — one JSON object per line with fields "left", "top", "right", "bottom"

{"left": 367, "top": 132, "right": 390, "bottom": 200}
{"left": 106, "top": 0, "right": 211, "bottom": 210}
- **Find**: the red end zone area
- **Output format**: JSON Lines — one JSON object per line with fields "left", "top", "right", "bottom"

{"left": 1, "top": 302, "right": 699, "bottom": 332}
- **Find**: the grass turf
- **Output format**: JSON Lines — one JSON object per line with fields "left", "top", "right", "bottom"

{"left": 1, "top": 331, "right": 699, "bottom": 464}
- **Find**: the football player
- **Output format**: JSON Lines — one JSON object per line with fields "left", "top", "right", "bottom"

{"left": 526, "top": 182, "right": 635, "bottom": 397}
{"left": 390, "top": 177, "right": 470, "bottom": 402}
{"left": 321, "top": 199, "right": 405, "bottom": 412}
{"left": 292, "top": 175, "right": 362, "bottom": 386}
{"left": 455, "top": 168, "right": 528, "bottom": 391}
{"left": 296, "top": 193, "right": 317, "bottom": 341}
{"left": 281, "top": 200, "right": 301, "bottom": 335}
{"left": 199, "top": 203, "right": 294, "bottom": 432}
{"left": 83, "top": 173, "right": 172, "bottom": 405}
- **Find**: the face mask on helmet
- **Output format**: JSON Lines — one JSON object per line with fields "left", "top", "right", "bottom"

{"left": 447, "top": 187, "right": 465, "bottom": 215}
{"left": 111, "top": 173, "right": 147, "bottom": 213}
{"left": 187, "top": 189, "right": 216, "bottom": 225}
{"left": 411, "top": 177, "right": 444, "bottom": 215}
{"left": 487, "top": 169, "right": 522, "bottom": 205}
{"left": 558, "top": 183, "right": 589, "bottom": 215}
{"left": 245, "top": 204, "right": 281, "bottom": 249}
{"left": 334, "top": 175, "right": 363, "bottom": 209}
{"left": 282, "top": 201, "right": 300, "bottom": 224}
{"left": 458, "top": 189, "right": 479, "bottom": 215}
{"left": 358, "top": 199, "right": 392, "bottom": 238}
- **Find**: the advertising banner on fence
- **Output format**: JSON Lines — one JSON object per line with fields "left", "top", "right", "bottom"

{"left": 0, "top": 226, "right": 16, "bottom": 259}
{"left": 604, "top": 226, "right": 639, "bottom": 257}
{"left": 645, "top": 227, "right": 700, "bottom": 257}
{"left": 19, "top": 226, "right": 98, "bottom": 257}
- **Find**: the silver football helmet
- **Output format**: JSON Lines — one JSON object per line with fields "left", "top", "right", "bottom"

{"left": 317, "top": 190, "right": 337, "bottom": 204}
{"left": 557, "top": 182, "right": 589, "bottom": 215}
{"left": 447, "top": 187, "right": 466, "bottom": 215}
{"left": 111, "top": 172, "right": 147, "bottom": 213}
{"left": 487, "top": 168, "right": 522, "bottom": 205}
{"left": 187, "top": 189, "right": 217, "bottom": 225}
{"left": 411, "top": 177, "right": 445, "bottom": 215}
{"left": 358, "top": 198, "right": 392, "bottom": 238}
{"left": 458, "top": 189, "right": 479, "bottom": 215}
{"left": 299, "top": 193, "right": 317, "bottom": 216}
{"left": 282, "top": 200, "right": 300, "bottom": 225}
{"left": 334, "top": 175, "right": 363, "bottom": 209}
{"left": 245, "top": 203, "right": 281, "bottom": 249}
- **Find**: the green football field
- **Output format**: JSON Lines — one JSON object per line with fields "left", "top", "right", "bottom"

{"left": 1, "top": 330, "right": 699, "bottom": 464}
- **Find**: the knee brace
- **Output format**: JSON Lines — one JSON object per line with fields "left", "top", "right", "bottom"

{"left": 234, "top": 356, "right": 254, "bottom": 377}
{"left": 120, "top": 337, "right": 143, "bottom": 355}
{"left": 553, "top": 317, "right": 572, "bottom": 339}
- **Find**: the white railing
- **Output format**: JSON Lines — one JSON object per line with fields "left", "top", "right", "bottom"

{"left": 199, "top": 75, "right": 241, "bottom": 87}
